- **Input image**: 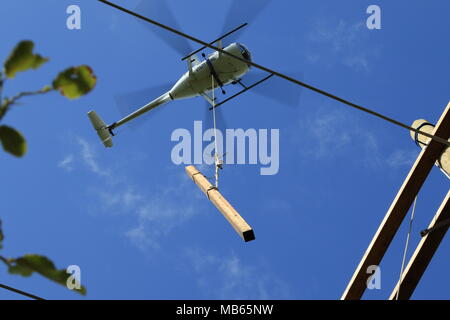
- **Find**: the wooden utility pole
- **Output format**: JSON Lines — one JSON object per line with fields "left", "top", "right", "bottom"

{"left": 389, "top": 190, "right": 450, "bottom": 300}
{"left": 341, "top": 102, "right": 450, "bottom": 300}
{"left": 410, "top": 119, "right": 450, "bottom": 176}
{"left": 185, "top": 165, "right": 255, "bottom": 242}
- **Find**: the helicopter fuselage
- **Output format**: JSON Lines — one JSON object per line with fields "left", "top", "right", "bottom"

{"left": 169, "top": 42, "right": 252, "bottom": 100}
{"left": 99, "top": 43, "right": 253, "bottom": 136}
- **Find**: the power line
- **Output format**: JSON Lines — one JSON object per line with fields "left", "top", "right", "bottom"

{"left": 0, "top": 283, "right": 45, "bottom": 300}
{"left": 98, "top": 0, "right": 450, "bottom": 148}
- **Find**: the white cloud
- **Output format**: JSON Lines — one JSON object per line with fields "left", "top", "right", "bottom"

{"left": 306, "top": 19, "right": 381, "bottom": 71}
{"left": 183, "top": 248, "right": 291, "bottom": 300}
{"left": 297, "top": 107, "right": 381, "bottom": 167}
{"left": 294, "top": 107, "right": 421, "bottom": 170}
{"left": 386, "top": 149, "right": 418, "bottom": 168}
{"left": 58, "top": 136, "right": 203, "bottom": 250}
{"left": 124, "top": 181, "right": 199, "bottom": 250}
{"left": 76, "top": 137, "right": 111, "bottom": 177}
{"left": 58, "top": 154, "right": 74, "bottom": 172}
{"left": 302, "top": 108, "right": 353, "bottom": 158}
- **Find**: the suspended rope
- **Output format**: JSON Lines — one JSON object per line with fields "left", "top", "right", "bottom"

{"left": 396, "top": 195, "right": 418, "bottom": 300}
{"left": 212, "top": 75, "right": 220, "bottom": 189}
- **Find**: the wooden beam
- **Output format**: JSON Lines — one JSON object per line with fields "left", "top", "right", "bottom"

{"left": 341, "top": 102, "right": 450, "bottom": 300}
{"left": 389, "top": 190, "right": 450, "bottom": 300}
{"left": 185, "top": 165, "right": 255, "bottom": 242}
{"left": 410, "top": 118, "right": 450, "bottom": 177}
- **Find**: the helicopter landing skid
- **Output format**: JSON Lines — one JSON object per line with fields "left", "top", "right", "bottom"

{"left": 209, "top": 73, "right": 274, "bottom": 110}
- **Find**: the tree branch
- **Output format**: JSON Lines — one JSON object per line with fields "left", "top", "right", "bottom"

{"left": 0, "top": 256, "right": 10, "bottom": 267}
{"left": 0, "top": 86, "right": 54, "bottom": 121}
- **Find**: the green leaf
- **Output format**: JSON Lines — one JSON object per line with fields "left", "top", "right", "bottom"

{"left": 0, "top": 125, "right": 27, "bottom": 157}
{"left": 4, "top": 41, "right": 49, "bottom": 79}
{"left": 7, "top": 254, "right": 86, "bottom": 295}
{"left": 52, "top": 65, "right": 97, "bottom": 99}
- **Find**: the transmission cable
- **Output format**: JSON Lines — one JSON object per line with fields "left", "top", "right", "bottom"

{"left": 98, "top": 0, "right": 450, "bottom": 148}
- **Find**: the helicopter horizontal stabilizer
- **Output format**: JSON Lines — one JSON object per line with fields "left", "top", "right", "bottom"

{"left": 87, "top": 110, "right": 113, "bottom": 148}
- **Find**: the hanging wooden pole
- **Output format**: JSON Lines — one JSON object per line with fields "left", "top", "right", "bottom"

{"left": 185, "top": 165, "right": 255, "bottom": 242}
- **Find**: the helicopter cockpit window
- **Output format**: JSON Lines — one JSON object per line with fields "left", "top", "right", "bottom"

{"left": 237, "top": 43, "right": 252, "bottom": 65}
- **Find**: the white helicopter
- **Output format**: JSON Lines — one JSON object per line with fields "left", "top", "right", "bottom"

{"left": 88, "top": 37, "right": 272, "bottom": 148}
{"left": 88, "top": 0, "right": 301, "bottom": 149}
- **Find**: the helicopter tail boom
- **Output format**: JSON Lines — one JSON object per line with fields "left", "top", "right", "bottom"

{"left": 113, "top": 92, "right": 172, "bottom": 128}
{"left": 87, "top": 92, "right": 173, "bottom": 148}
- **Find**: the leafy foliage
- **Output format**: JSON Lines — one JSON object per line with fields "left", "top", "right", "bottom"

{"left": 4, "top": 41, "right": 48, "bottom": 79}
{"left": 0, "top": 41, "right": 97, "bottom": 159}
{"left": 5, "top": 254, "right": 86, "bottom": 295}
{"left": 0, "top": 125, "right": 26, "bottom": 157}
{"left": 53, "top": 65, "right": 97, "bottom": 99}
{"left": 0, "top": 40, "right": 95, "bottom": 296}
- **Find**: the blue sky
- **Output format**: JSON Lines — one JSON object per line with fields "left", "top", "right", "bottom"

{"left": 0, "top": 0, "right": 449, "bottom": 300}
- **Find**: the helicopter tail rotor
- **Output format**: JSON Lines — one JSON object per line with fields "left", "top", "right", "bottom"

{"left": 87, "top": 110, "right": 113, "bottom": 148}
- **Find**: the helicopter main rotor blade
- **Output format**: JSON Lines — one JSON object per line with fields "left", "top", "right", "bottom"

{"left": 203, "top": 99, "right": 229, "bottom": 132}
{"left": 221, "top": 0, "right": 272, "bottom": 43}
{"left": 242, "top": 71, "right": 304, "bottom": 108}
{"left": 135, "top": 0, "right": 193, "bottom": 57}
{"left": 114, "top": 83, "right": 173, "bottom": 129}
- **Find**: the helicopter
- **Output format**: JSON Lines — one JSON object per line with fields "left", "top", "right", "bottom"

{"left": 88, "top": 0, "right": 300, "bottom": 149}
{"left": 88, "top": 38, "right": 270, "bottom": 148}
